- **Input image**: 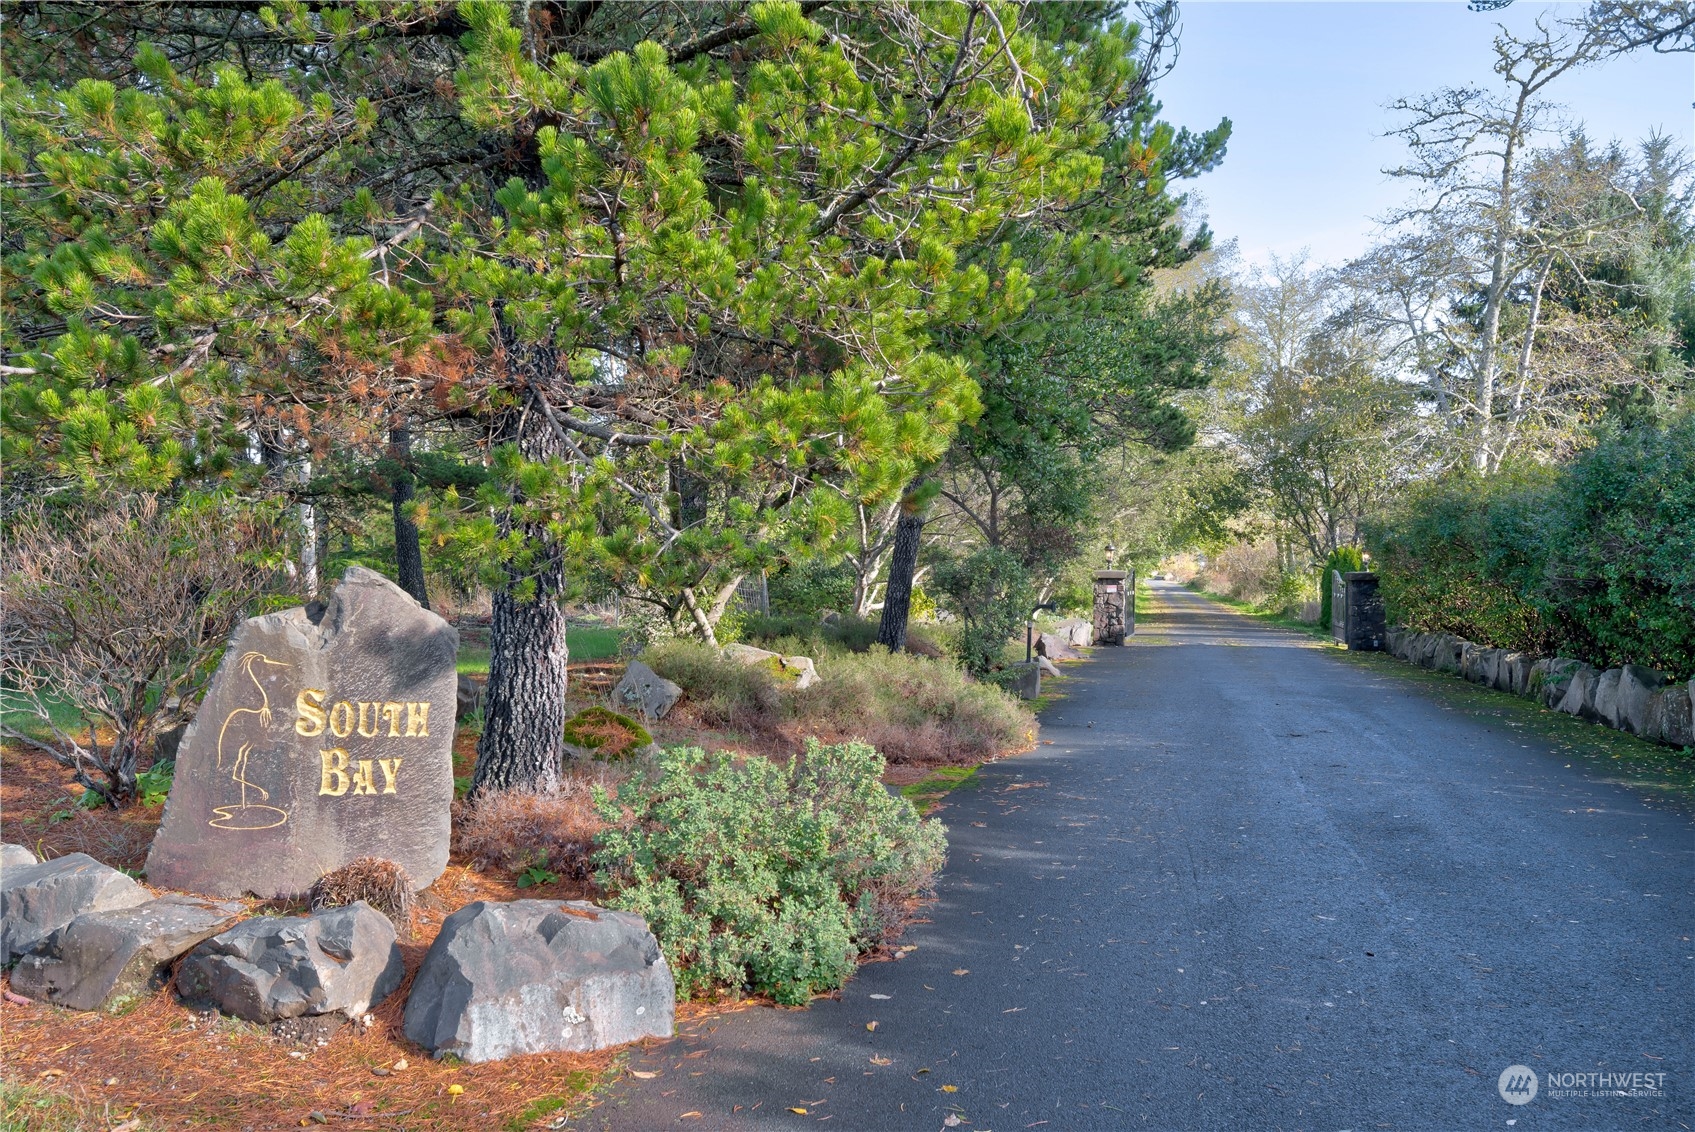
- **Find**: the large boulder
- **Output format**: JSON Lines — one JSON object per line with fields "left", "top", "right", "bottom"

{"left": 1539, "top": 658, "right": 1582, "bottom": 708}
{"left": 1005, "top": 662, "right": 1041, "bottom": 701}
{"left": 1556, "top": 664, "right": 1600, "bottom": 718}
{"left": 1061, "top": 620, "right": 1093, "bottom": 649}
{"left": 1616, "top": 665, "right": 1668, "bottom": 739}
{"left": 1, "top": 854, "right": 150, "bottom": 965}
{"left": 11, "top": 894, "right": 244, "bottom": 1011}
{"left": 1035, "top": 656, "right": 1061, "bottom": 678}
{"left": 1036, "top": 633, "right": 1081, "bottom": 662}
{"left": 2, "top": 844, "right": 39, "bottom": 872}
{"left": 1652, "top": 685, "right": 1694, "bottom": 748}
{"left": 403, "top": 900, "right": 674, "bottom": 1063}
{"left": 1459, "top": 642, "right": 1484, "bottom": 684}
{"left": 1499, "top": 653, "right": 1534, "bottom": 696}
{"left": 720, "top": 643, "right": 821, "bottom": 690}
{"left": 1590, "top": 668, "right": 1624, "bottom": 727}
{"left": 145, "top": 566, "right": 458, "bottom": 899}
{"left": 177, "top": 902, "right": 404, "bottom": 1023}
{"left": 1431, "top": 635, "right": 1465, "bottom": 675}
{"left": 782, "top": 655, "right": 821, "bottom": 691}
{"left": 611, "top": 661, "right": 683, "bottom": 721}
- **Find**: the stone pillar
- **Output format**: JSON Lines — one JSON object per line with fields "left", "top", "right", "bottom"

{"left": 1341, "top": 572, "right": 1384, "bottom": 651}
{"left": 1092, "top": 569, "right": 1130, "bottom": 646}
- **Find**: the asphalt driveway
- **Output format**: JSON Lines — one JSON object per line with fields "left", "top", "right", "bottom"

{"left": 585, "top": 581, "right": 1693, "bottom": 1131}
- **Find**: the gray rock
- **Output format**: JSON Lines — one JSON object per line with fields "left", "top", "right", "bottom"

{"left": 1036, "top": 656, "right": 1061, "bottom": 678}
{"left": 456, "top": 674, "right": 482, "bottom": 721}
{"left": 1557, "top": 665, "right": 1599, "bottom": 718}
{"left": 403, "top": 899, "right": 673, "bottom": 1062}
{"left": 1459, "top": 642, "right": 1483, "bottom": 683}
{"left": 145, "top": 566, "right": 458, "bottom": 899}
{"left": 2, "top": 844, "right": 39, "bottom": 873}
{"left": 782, "top": 655, "right": 821, "bottom": 691}
{"left": 721, "top": 642, "right": 782, "bottom": 666}
{"left": 177, "top": 902, "right": 403, "bottom": 1023}
{"left": 1432, "top": 635, "right": 1464, "bottom": 675}
{"left": 612, "top": 661, "right": 684, "bottom": 721}
{"left": 1616, "top": 665, "right": 1668, "bottom": 739}
{"left": 1499, "top": 653, "right": 1533, "bottom": 696}
{"left": 11, "top": 894, "right": 244, "bottom": 1011}
{"left": 1540, "top": 658, "right": 1582, "bottom": 708}
{"left": 1036, "top": 633, "right": 1081, "bottom": 661}
{"left": 1062, "top": 620, "right": 1093, "bottom": 649}
{"left": 720, "top": 644, "right": 820, "bottom": 690}
{"left": 2, "top": 854, "right": 150, "bottom": 965}
{"left": 1591, "top": 668, "right": 1624, "bottom": 727}
{"left": 1006, "top": 662, "right": 1041, "bottom": 701}
{"left": 1651, "top": 686, "right": 1694, "bottom": 748}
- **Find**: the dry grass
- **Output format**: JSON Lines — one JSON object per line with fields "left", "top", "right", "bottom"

{"left": 454, "top": 766, "right": 631, "bottom": 883}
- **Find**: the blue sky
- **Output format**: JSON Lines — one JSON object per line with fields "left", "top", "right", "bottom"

{"left": 1153, "top": 2, "right": 1694, "bottom": 267}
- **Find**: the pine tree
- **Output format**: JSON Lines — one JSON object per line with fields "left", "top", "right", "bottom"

{"left": 5, "top": 1, "right": 1190, "bottom": 792}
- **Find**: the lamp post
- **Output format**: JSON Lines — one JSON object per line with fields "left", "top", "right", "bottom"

{"left": 1026, "top": 601, "right": 1057, "bottom": 663}
{"left": 1105, "top": 542, "right": 1117, "bottom": 570}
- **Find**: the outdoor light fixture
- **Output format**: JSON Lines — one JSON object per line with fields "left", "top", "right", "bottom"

{"left": 1105, "top": 542, "right": 1117, "bottom": 568}
{"left": 1026, "top": 601, "right": 1058, "bottom": 663}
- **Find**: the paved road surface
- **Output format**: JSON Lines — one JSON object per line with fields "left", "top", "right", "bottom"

{"left": 587, "top": 582, "right": 1693, "bottom": 1131}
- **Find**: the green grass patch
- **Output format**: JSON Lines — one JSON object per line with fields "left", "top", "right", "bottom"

{"left": 456, "top": 626, "right": 624, "bottom": 676}
{"left": 900, "top": 765, "right": 978, "bottom": 812}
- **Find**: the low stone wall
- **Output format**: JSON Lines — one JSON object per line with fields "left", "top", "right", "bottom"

{"left": 1382, "top": 628, "right": 1695, "bottom": 749}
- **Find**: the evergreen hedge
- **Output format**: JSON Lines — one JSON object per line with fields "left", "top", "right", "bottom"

{"left": 1365, "top": 416, "right": 1695, "bottom": 678}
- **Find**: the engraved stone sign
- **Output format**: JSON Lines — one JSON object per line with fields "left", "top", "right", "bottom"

{"left": 145, "top": 567, "right": 457, "bottom": 898}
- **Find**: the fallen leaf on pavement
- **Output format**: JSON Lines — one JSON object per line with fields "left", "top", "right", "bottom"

{"left": 789, "top": 1107, "right": 809, "bottom": 1115}
{"left": 870, "top": 994, "right": 891, "bottom": 1000}
{"left": 953, "top": 969, "right": 970, "bottom": 976}
{"left": 630, "top": 1071, "right": 659, "bottom": 1079}
{"left": 866, "top": 1021, "right": 878, "bottom": 1032}
{"left": 940, "top": 1084, "right": 958, "bottom": 1092}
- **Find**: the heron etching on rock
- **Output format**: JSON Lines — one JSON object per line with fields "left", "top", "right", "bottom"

{"left": 209, "top": 651, "right": 292, "bottom": 830}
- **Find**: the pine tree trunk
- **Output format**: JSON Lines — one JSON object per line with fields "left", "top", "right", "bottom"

{"left": 389, "top": 421, "right": 430, "bottom": 609}
{"left": 876, "top": 500, "right": 926, "bottom": 651}
{"left": 470, "top": 341, "right": 570, "bottom": 798}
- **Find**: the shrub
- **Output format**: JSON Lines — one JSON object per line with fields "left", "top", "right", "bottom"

{"left": 1317, "top": 546, "right": 1364, "bottom": 629}
{"left": 740, "top": 613, "right": 881, "bottom": 654}
{"left": 1195, "top": 539, "right": 1283, "bottom": 605}
{"left": 456, "top": 774, "right": 623, "bottom": 881}
{"left": 642, "top": 638, "right": 781, "bottom": 726}
{"left": 766, "top": 558, "right": 857, "bottom": 619}
{"left": 593, "top": 740, "right": 946, "bottom": 1005}
{"left": 0, "top": 492, "right": 286, "bottom": 806}
{"left": 797, "top": 647, "right": 1035, "bottom": 765}
{"left": 931, "top": 548, "right": 1032, "bottom": 676}
{"left": 1366, "top": 415, "right": 1695, "bottom": 677}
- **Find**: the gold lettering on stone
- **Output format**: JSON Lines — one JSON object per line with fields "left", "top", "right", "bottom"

{"left": 357, "top": 701, "right": 380, "bottom": 738}
{"left": 378, "top": 757, "right": 403, "bottom": 794}
{"left": 406, "top": 701, "right": 430, "bottom": 737}
{"left": 382, "top": 702, "right": 404, "bottom": 737}
{"left": 350, "top": 759, "right": 377, "bottom": 796}
{"left": 328, "top": 700, "right": 354, "bottom": 739}
{"left": 294, "top": 689, "right": 326, "bottom": 737}
{"left": 319, "top": 749, "right": 351, "bottom": 796}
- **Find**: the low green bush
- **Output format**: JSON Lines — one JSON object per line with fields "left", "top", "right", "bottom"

{"left": 593, "top": 740, "right": 946, "bottom": 1004}
{"left": 642, "top": 639, "right": 780, "bottom": 726}
{"left": 1366, "top": 415, "right": 1695, "bottom": 677}
{"left": 798, "top": 646, "right": 1035, "bottom": 765}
